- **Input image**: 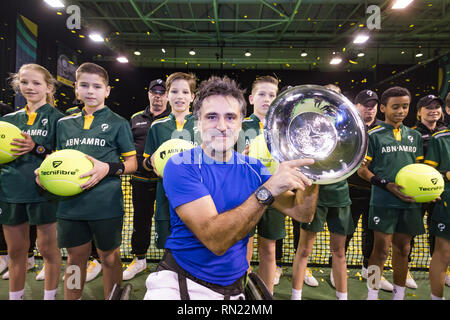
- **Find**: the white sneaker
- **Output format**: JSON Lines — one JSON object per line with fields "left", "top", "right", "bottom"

{"left": 330, "top": 270, "right": 335, "bottom": 288}
{"left": 2, "top": 256, "right": 35, "bottom": 280}
{"left": 36, "top": 264, "right": 45, "bottom": 281}
{"left": 274, "top": 266, "right": 283, "bottom": 286}
{"left": 123, "top": 257, "right": 146, "bottom": 281}
{"left": 0, "top": 255, "right": 8, "bottom": 274}
{"left": 445, "top": 267, "right": 450, "bottom": 287}
{"left": 85, "top": 259, "right": 102, "bottom": 282}
{"left": 304, "top": 268, "right": 319, "bottom": 287}
{"left": 380, "top": 276, "right": 393, "bottom": 291}
{"left": 405, "top": 270, "right": 418, "bottom": 289}
{"left": 361, "top": 266, "right": 393, "bottom": 291}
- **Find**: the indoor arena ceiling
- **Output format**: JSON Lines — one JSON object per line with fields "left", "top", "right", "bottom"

{"left": 71, "top": 0, "right": 450, "bottom": 70}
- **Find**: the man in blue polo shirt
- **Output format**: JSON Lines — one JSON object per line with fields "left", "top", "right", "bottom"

{"left": 143, "top": 75, "right": 318, "bottom": 300}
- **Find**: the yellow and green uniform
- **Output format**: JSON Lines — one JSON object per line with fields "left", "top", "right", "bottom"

{"left": 366, "top": 122, "right": 424, "bottom": 208}
{"left": 424, "top": 129, "right": 450, "bottom": 240}
{"left": 56, "top": 106, "right": 136, "bottom": 221}
{"left": 0, "top": 103, "right": 63, "bottom": 225}
{"left": 0, "top": 103, "right": 63, "bottom": 203}
{"left": 366, "top": 122, "right": 425, "bottom": 235}
{"left": 237, "top": 114, "right": 264, "bottom": 153}
{"left": 130, "top": 106, "right": 171, "bottom": 183}
{"left": 238, "top": 114, "right": 286, "bottom": 240}
{"left": 143, "top": 112, "right": 199, "bottom": 248}
{"left": 301, "top": 181, "right": 354, "bottom": 235}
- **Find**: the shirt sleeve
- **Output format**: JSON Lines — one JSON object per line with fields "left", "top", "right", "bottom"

{"left": 163, "top": 154, "right": 210, "bottom": 209}
{"left": 365, "top": 133, "right": 375, "bottom": 161}
{"left": 415, "top": 133, "right": 424, "bottom": 162}
{"left": 143, "top": 126, "right": 156, "bottom": 158}
{"left": 117, "top": 120, "right": 136, "bottom": 156}
{"left": 424, "top": 136, "right": 440, "bottom": 168}
{"left": 50, "top": 112, "right": 64, "bottom": 151}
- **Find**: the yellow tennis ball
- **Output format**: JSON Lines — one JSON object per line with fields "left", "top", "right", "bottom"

{"left": 154, "top": 139, "right": 194, "bottom": 178}
{"left": 395, "top": 163, "right": 445, "bottom": 203}
{"left": 0, "top": 121, "right": 23, "bottom": 164}
{"left": 248, "top": 134, "right": 279, "bottom": 174}
{"left": 38, "top": 149, "right": 94, "bottom": 196}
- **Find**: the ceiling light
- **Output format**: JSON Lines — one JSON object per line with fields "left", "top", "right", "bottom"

{"left": 161, "top": 48, "right": 166, "bottom": 53}
{"left": 88, "top": 33, "right": 104, "bottom": 42}
{"left": 330, "top": 57, "right": 342, "bottom": 65}
{"left": 392, "top": 0, "right": 414, "bottom": 9}
{"left": 117, "top": 56, "right": 129, "bottom": 63}
{"left": 244, "top": 50, "right": 251, "bottom": 57}
{"left": 415, "top": 52, "right": 423, "bottom": 58}
{"left": 189, "top": 49, "right": 196, "bottom": 56}
{"left": 300, "top": 50, "right": 308, "bottom": 57}
{"left": 357, "top": 52, "right": 365, "bottom": 57}
{"left": 353, "top": 33, "right": 370, "bottom": 44}
{"left": 44, "top": 0, "right": 65, "bottom": 8}
{"left": 134, "top": 50, "right": 141, "bottom": 56}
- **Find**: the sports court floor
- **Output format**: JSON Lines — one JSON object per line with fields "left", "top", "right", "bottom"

{"left": 0, "top": 259, "right": 448, "bottom": 300}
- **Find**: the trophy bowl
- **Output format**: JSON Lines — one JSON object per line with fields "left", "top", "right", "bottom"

{"left": 265, "top": 85, "right": 367, "bottom": 185}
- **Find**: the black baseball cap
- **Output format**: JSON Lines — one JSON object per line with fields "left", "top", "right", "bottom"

{"left": 148, "top": 79, "right": 166, "bottom": 92}
{"left": 417, "top": 94, "right": 444, "bottom": 109}
{"left": 354, "top": 89, "right": 379, "bottom": 105}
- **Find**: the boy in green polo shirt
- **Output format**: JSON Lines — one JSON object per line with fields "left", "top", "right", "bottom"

{"left": 143, "top": 72, "right": 199, "bottom": 249}
{"left": 291, "top": 84, "right": 354, "bottom": 300}
{"left": 358, "top": 86, "right": 424, "bottom": 300}
{"left": 41, "top": 62, "right": 137, "bottom": 300}
{"left": 424, "top": 128, "right": 450, "bottom": 300}
{"left": 238, "top": 75, "right": 286, "bottom": 294}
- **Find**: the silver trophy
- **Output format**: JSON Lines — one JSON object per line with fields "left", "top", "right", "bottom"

{"left": 265, "top": 85, "right": 367, "bottom": 185}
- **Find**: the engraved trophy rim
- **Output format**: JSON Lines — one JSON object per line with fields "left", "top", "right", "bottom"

{"left": 264, "top": 84, "right": 368, "bottom": 185}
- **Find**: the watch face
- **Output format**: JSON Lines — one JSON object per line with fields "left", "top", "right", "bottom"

{"left": 258, "top": 188, "right": 269, "bottom": 201}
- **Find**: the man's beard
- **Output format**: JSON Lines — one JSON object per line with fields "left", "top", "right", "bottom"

{"left": 203, "top": 129, "right": 236, "bottom": 159}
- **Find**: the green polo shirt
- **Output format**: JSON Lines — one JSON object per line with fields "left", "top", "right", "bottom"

{"left": 366, "top": 122, "right": 423, "bottom": 208}
{"left": 55, "top": 106, "right": 136, "bottom": 220}
{"left": 143, "top": 113, "right": 199, "bottom": 157}
{"left": 236, "top": 114, "right": 264, "bottom": 153}
{"left": 143, "top": 112, "right": 200, "bottom": 221}
{"left": 425, "top": 129, "right": 450, "bottom": 223}
{"left": 0, "top": 103, "right": 64, "bottom": 203}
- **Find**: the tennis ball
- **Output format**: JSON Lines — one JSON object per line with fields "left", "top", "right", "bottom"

{"left": 0, "top": 121, "right": 23, "bottom": 164}
{"left": 38, "top": 149, "right": 94, "bottom": 196}
{"left": 248, "top": 134, "right": 279, "bottom": 174}
{"left": 395, "top": 163, "right": 444, "bottom": 203}
{"left": 154, "top": 139, "right": 194, "bottom": 177}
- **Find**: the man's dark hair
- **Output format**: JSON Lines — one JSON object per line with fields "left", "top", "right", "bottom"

{"left": 380, "top": 86, "right": 411, "bottom": 106}
{"left": 193, "top": 75, "right": 246, "bottom": 120}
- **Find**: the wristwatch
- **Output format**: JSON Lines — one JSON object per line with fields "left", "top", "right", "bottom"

{"left": 254, "top": 186, "right": 274, "bottom": 206}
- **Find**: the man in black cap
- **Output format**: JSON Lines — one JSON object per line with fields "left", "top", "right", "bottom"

{"left": 123, "top": 79, "right": 171, "bottom": 280}
{"left": 346, "top": 89, "right": 394, "bottom": 291}
{"left": 354, "top": 89, "right": 380, "bottom": 128}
